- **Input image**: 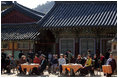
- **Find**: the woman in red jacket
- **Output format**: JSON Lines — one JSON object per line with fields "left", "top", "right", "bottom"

{"left": 33, "top": 55, "right": 41, "bottom": 64}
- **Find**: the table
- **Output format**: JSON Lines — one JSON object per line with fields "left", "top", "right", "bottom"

{"left": 62, "top": 64, "right": 83, "bottom": 73}
{"left": 102, "top": 65, "right": 112, "bottom": 74}
{"left": 21, "top": 63, "right": 40, "bottom": 74}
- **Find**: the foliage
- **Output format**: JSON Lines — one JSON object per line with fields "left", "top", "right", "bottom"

{"left": 34, "top": 1, "right": 54, "bottom": 14}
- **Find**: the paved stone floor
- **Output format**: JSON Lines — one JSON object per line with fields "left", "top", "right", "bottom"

{"left": 1, "top": 70, "right": 117, "bottom": 77}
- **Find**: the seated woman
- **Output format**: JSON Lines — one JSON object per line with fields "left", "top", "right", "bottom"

{"left": 58, "top": 54, "right": 66, "bottom": 74}
{"left": 18, "top": 55, "right": 27, "bottom": 74}
{"left": 105, "top": 54, "right": 116, "bottom": 77}
{"left": 79, "top": 55, "right": 94, "bottom": 76}
{"left": 33, "top": 55, "right": 41, "bottom": 64}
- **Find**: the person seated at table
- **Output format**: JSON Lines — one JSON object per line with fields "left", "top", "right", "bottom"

{"left": 64, "top": 55, "right": 69, "bottom": 64}
{"left": 33, "top": 55, "right": 41, "bottom": 64}
{"left": 38, "top": 54, "right": 47, "bottom": 74}
{"left": 76, "top": 55, "right": 87, "bottom": 65}
{"left": 18, "top": 55, "right": 27, "bottom": 74}
{"left": 27, "top": 55, "right": 32, "bottom": 63}
{"left": 81, "top": 56, "right": 87, "bottom": 67}
{"left": 79, "top": 55, "right": 94, "bottom": 76}
{"left": 75, "top": 55, "right": 83, "bottom": 73}
{"left": 70, "top": 55, "right": 76, "bottom": 63}
{"left": 105, "top": 54, "right": 116, "bottom": 77}
{"left": 51, "top": 54, "right": 58, "bottom": 74}
{"left": 58, "top": 54, "right": 66, "bottom": 74}
{"left": 10, "top": 56, "right": 16, "bottom": 71}
{"left": 76, "top": 55, "right": 82, "bottom": 64}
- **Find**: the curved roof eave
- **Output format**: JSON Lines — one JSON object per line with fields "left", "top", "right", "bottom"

{"left": 2, "top": 1, "right": 45, "bottom": 21}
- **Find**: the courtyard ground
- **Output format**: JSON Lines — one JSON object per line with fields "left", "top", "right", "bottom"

{"left": 1, "top": 70, "right": 117, "bottom": 77}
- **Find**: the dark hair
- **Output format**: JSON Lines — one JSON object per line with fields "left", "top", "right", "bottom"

{"left": 7, "top": 56, "right": 9, "bottom": 59}
{"left": 35, "top": 55, "right": 38, "bottom": 57}
{"left": 88, "top": 49, "right": 91, "bottom": 52}
{"left": 68, "top": 50, "right": 71, "bottom": 52}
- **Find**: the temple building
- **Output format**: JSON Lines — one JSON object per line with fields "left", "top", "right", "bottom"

{"left": 1, "top": 1, "right": 117, "bottom": 58}
{"left": 37, "top": 1, "right": 117, "bottom": 57}
{"left": 1, "top": 1, "right": 45, "bottom": 59}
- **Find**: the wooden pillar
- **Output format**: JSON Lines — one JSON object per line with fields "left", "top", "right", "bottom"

{"left": 33, "top": 40, "right": 36, "bottom": 53}
{"left": 95, "top": 38, "right": 98, "bottom": 53}
{"left": 95, "top": 37, "right": 101, "bottom": 58}
{"left": 56, "top": 38, "right": 59, "bottom": 57}
{"left": 75, "top": 38, "right": 79, "bottom": 58}
{"left": 29, "top": 41, "right": 31, "bottom": 50}
{"left": 52, "top": 30, "right": 60, "bottom": 57}
{"left": 96, "top": 38, "right": 100, "bottom": 52}
{"left": 12, "top": 42, "right": 14, "bottom": 57}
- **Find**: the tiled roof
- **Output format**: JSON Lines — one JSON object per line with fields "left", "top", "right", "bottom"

{"left": 2, "top": 1, "right": 45, "bottom": 21}
{"left": 1, "top": 24, "right": 40, "bottom": 40}
{"left": 1, "top": 1, "right": 13, "bottom": 6}
{"left": 38, "top": 1, "right": 117, "bottom": 28}
{"left": 1, "top": 1, "right": 44, "bottom": 40}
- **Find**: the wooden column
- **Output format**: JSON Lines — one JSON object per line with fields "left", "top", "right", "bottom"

{"left": 95, "top": 37, "right": 101, "bottom": 58}
{"left": 56, "top": 38, "right": 59, "bottom": 57}
{"left": 95, "top": 38, "right": 98, "bottom": 53}
{"left": 29, "top": 41, "right": 31, "bottom": 50}
{"left": 12, "top": 42, "right": 14, "bottom": 57}
{"left": 52, "top": 30, "right": 60, "bottom": 57}
{"left": 75, "top": 38, "right": 79, "bottom": 58}
{"left": 95, "top": 38, "right": 100, "bottom": 51}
